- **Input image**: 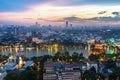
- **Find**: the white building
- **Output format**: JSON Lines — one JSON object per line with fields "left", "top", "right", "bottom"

{"left": 0, "top": 71, "right": 7, "bottom": 80}
{"left": 87, "top": 62, "right": 98, "bottom": 72}
{"left": 32, "top": 37, "right": 43, "bottom": 44}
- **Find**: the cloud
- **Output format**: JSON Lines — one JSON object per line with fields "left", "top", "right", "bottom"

{"left": 87, "top": 16, "right": 120, "bottom": 22}
{"left": 37, "top": 18, "right": 52, "bottom": 22}
{"left": 37, "top": 16, "right": 84, "bottom": 23}
{"left": 98, "top": 11, "right": 107, "bottom": 14}
{"left": 62, "top": 16, "right": 84, "bottom": 22}
{"left": 38, "top": 15, "right": 120, "bottom": 23}
{"left": 37, "top": 18, "right": 58, "bottom": 22}
{"left": 24, "top": 18, "right": 33, "bottom": 20}
{"left": 112, "top": 12, "right": 120, "bottom": 16}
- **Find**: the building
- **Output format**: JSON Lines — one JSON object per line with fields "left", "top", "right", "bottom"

{"left": 32, "top": 37, "right": 43, "bottom": 44}
{"left": 61, "top": 70, "right": 81, "bottom": 80}
{"left": 35, "top": 22, "right": 40, "bottom": 27}
{"left": 116, "top": 60, "right": 120, "bottom": 67}
{"left": 87, "top": 62, "right": 98, "bottom": 72}
{"left": 0, "top": 71, "right": 7, "bottom": 80}
{"left": 66, "top": 21, "right": 68, "bottom": 27}
{"left": 43, "top": 61, "right": 57, "bottom": 80}
{"left": 60, "top": 62, "right": 81, "bottom": 80}
{"left": 19, "top": 61, "right": 33, "bottom": 71}
{"left": 4, "top": 54, "right": 23, "bottom": 70}
{"left": 43, "top": 72, "right": 57, "bottom": 80}
{"left": 63, "top": 63, "right": 80, "bottom": 71}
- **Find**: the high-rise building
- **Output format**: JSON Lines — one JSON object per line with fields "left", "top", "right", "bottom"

{"left": 35, "top": 22, "right": 40, "bottom": 27}
{"left": 14, "top": 27, "right": 19, "bottom": 35}
{"left": 36, "top": 22, "right": 38, "bottom": 25}
{"left": 70, "top": 24, "right": 72, "bottom": 27}
{"left": 66, "top": 21, "right": 68, "bottom": 27}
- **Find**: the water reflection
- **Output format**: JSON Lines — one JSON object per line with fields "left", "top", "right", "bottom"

{"left": 0, "top": 44, "right": 89, "bottom": 58}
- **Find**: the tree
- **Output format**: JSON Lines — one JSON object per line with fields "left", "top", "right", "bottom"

{"left": 54, "top": 51, "right": 70, "bottom": 61}
{"left": 105, "top": 59, "right": 116, "bottom": 68}
{"left": 78, "top": 53, "right": 84, "bottom": 60}
{"left": 19, "top": 70, "right": 37, "bottom": 80}
{"left": 82, "top": 67, "right": 97, "bottom": 80}
{"left": 88, "top": 54, "right": 99, "bottom": 61}
{"left": 109, "top": 67, "right": 120, "bottom": 80}
{"left": 90, "top": 66, "right": 96, "bottom": 73}
{"left": 72, "top": 52, "right": 79, "bottom": 62}
{"left": 97, "top": 73, "right": 105, "bottom": 80}
{"left": 4, "top": 72, "right": 20, "bottom": 80}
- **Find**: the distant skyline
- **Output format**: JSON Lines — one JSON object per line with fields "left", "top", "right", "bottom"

{"left": 0, "top": 0, "right": 120, "bottom": 26}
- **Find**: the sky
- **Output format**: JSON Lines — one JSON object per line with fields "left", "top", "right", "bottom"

{"left": 0, "top": 0, "right": 120, "bottom": 26}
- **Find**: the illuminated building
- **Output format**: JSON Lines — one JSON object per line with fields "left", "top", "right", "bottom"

{"left": 53, "top": 44, "right": 58, "bottom": 53}
{"left": 89, "top": 44, "right": 104, "bottom": 55}
{"left": 32, "top": 37, "right": 43, "bottom": 44}
{"left": 94, "top": 44, "right": 103, "bottom": 49}
{"left": 87, "top": 39, "right": 95, "bottom": 44}
{"left": 109, "top": 48, "right": 114, "bottom": 54}
{"left": 89, "top": 49, "right": 104, "bottom": 55}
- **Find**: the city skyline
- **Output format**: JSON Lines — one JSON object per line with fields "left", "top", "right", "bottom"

{"left": 0, "top": 0, "right": 120, "bottom": 26}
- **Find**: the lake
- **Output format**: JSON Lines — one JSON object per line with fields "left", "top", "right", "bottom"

{"left": 0, "top": 45, "right": 89, "bottom": 58}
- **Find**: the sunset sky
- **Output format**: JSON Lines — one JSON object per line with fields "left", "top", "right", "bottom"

{"left": 0, "top": 0, "right": 120, "bottom": 26}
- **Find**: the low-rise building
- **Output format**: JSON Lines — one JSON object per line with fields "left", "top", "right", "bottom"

{"left": 43, "top": 61, "right": 57, "bottom": 80}
{"left": 116, "top": 60, "right": 120, "bottom": 67}
{"left": 0, "top": 71, "right": 7, "bottom": 80}
{"left": 61, "top": 70, "right": 81, "bottom": 80}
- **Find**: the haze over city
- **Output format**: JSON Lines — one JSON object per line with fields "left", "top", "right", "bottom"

{"left": 0, "top": 0, "right": 120, "bottom": 26}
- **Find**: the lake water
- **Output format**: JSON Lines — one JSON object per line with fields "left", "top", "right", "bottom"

{"left": 0, "top": 45, "right": 89, "bottom": 58}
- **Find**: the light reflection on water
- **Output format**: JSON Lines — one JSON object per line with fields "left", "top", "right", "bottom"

{"left": 0, "top": 45, "right": 89, "bottom": 58}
